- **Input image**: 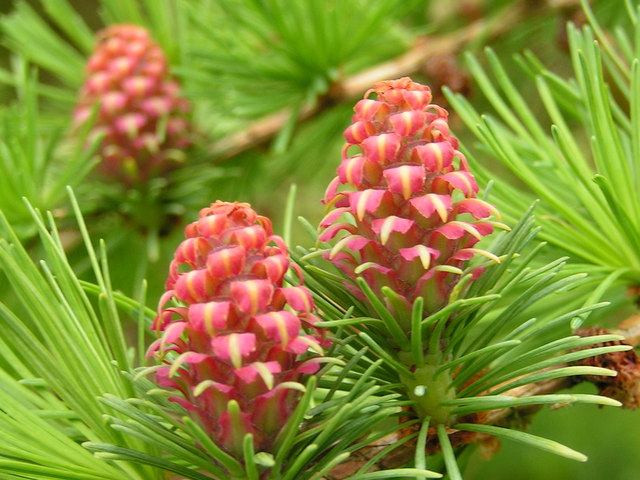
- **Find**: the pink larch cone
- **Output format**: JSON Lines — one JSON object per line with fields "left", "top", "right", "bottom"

{"left": 148, "top": 201, "right": 326, "bottom": 457}
{"left": 320, "top": 77, "right": 502, "bottom": 321}
{"left": 73, "top": 24, "right": 190, "bottom": 184}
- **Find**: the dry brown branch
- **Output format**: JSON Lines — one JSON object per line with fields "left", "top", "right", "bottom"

{"left": 209, "top": 0, "right": 580, "bottom": 161}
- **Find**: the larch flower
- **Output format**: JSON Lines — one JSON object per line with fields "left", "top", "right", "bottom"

{"left": 148, "top": 202, "right": 326, "bottom": 457}
{"left": 73, "top": 24, "right": 190, "bottom": 184}
{"left": 320, "top": 77, "right": 501, "bottom": 322}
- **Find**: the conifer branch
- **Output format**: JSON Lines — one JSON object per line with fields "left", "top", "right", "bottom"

{"left": 324, "top": 321, "right": 640, "bottom": 479}
{"left": 208, "top": 0, "right": 580, "bottom": 161}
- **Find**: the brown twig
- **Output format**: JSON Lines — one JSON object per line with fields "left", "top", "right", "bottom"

{"left": 208, "top": 0, "right": 580, "bottom": 161}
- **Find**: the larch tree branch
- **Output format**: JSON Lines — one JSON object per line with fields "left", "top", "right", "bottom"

{"left": 323, "top": 322, "right": 640, "bottom": 479}
{"left": 208, "top": 0, "right": 581, "bottom": 161}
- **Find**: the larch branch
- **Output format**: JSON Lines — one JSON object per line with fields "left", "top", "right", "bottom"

{"left": 208, "top": 0, "right": 580, "bottom": 160}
